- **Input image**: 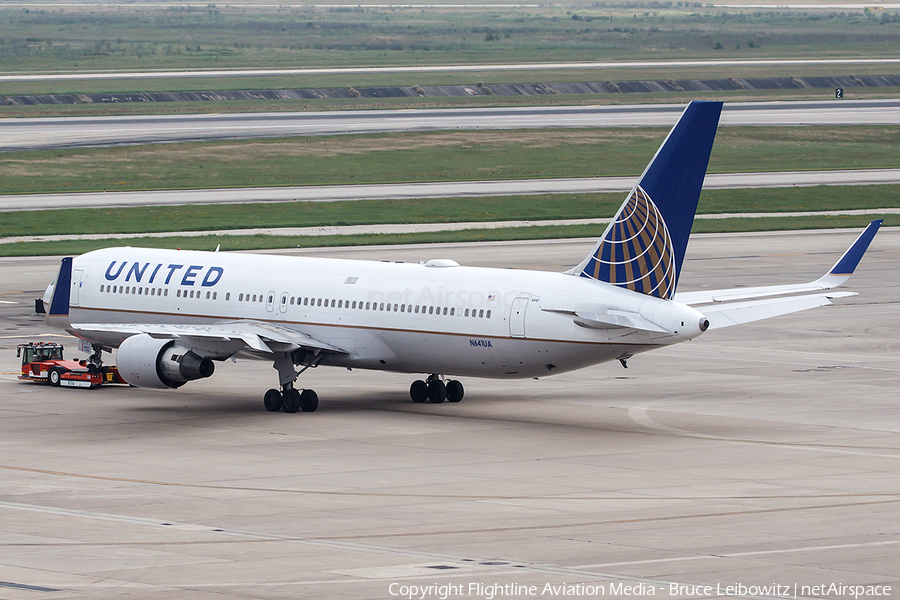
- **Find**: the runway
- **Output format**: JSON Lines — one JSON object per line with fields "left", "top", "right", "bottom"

{"left": 3, "top": 168, "right": 900, "bottom": 212}
{"left": 3, "top": 99, "right": 900, "bottom": 151}
{"left": 3, "top": 57, "right": 899, "bottom": 82}
{"left": 1, "top": 230, "right": 898, "bottom": 599}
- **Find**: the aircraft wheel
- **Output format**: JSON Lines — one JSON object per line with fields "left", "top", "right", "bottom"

{"left": 427, "top": 379, "right": 446, "bottom": 404}
{"left": 48, "top": 368, "right": 63, "bottom": 387}
{"left": 299, "top": 389, "right": 318, "bottom": 412}
{"left": 446, "top": 380, "right": 464, "bottom": 403}
{"left": 264, "top": 388, "right": 283, "bottom": 412}
{"left": 283, "top": 389, "right": 302, "bottom": 413}
{"left": 410, "top": 380, "right": 428, "bottom": 403}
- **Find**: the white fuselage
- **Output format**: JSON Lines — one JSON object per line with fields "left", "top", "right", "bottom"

{"left": 48, "top": 247, "right": 707, "bottom": 379}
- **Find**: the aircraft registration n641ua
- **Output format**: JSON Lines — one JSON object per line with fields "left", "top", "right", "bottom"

{"left": 41, "top": 101, "right": 882, "bottom": 413}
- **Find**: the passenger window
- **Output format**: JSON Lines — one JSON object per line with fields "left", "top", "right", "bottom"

{"left": 486, "top": 309, "right": 491, "bottom": 318}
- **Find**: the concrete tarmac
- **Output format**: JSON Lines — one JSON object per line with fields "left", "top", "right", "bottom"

{"left": 5, "top": 168, "right": 900, "bottom": 212}
{"left": 4, "top": 100, "right": 900, "bottom": 151}
{"left": 0, "top": 229, "right": 898, "bottom": 599}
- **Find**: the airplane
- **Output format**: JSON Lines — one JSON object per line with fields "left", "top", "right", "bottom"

{"left": 40, "top": 101, "right": 883, "bottom": 413}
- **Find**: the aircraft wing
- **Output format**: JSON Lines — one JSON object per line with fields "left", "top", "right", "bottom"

{"left": 698, "top": 291, "right": 855, "bottom": 329}
{"left": 70, "top": 320, "right": 346, "bottom": 355}
{"left": 675, "top": 220, "right": 882, "bottom": 329}
{"left": 675, "top": 220, "right": 882, "bottom": 306}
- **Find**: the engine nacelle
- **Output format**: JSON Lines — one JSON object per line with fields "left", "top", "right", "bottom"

{"left": 117, "top": 334, "right": 215, "bottom": 389}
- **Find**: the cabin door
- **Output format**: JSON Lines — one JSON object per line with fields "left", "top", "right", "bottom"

{"left": 509, "top": 297, "right": 528, "bottom": 338}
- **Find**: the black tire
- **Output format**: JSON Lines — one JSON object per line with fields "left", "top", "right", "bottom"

{"left": 446, "top": 380, "right": 464, "bottom": 403}
{"left": 427, "top": 379, "right": 446, "bottom": 404}
{"left": 299, "top": 389, "right": 318, "bottom": 413}
{"left": 410, "top": 380, "right": 428, "bottom": 403}
{"left": 264, "top": 388, "right": 283, "bottom": 412}
{"left": 48, "top": 368, "right": 63, "bottom": 387}
{"left": 283, "top": 389, "right": 301, "bottom": 413}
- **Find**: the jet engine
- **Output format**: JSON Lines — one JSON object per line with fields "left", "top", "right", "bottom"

{"left": 116, "top": 334, "right": 215, "bottom": 389}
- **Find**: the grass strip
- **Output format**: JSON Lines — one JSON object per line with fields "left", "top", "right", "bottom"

{"left": 2, "top": 186, "right": 898, "bottom": 238}
{"left": 2, "top": 214, "right": 894, "bottom": 258}
{"left": 3, "top": 126, "right": 900, "bottom": 195}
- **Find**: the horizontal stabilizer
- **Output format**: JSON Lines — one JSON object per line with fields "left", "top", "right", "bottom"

{"left": 701, "top": 292, "right": 855, "bottom": 329}
{"left": 542, "top": 308, "right": 668, "bottom": 333}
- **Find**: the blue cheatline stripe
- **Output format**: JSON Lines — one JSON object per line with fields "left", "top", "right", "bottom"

{"left": 828, "top": 219, "right": 883, "bottom": 276}
{"left": 48, "top": 256, "right": 72, "bottom": 316}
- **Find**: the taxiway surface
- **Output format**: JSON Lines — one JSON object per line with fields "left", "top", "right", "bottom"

{"left": 3, "top": 100, "right": 900, "bottom": 151}
{"left": 4, "top": 169, "right": 900, "bottom": 212}
{"left": 0, "top": 229, "right": 898, "bottom": 599}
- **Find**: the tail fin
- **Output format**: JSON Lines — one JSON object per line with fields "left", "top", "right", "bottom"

{"left": 573, "top": 101, "right": 723, "bottom": 299}
{"left": 47, "top": 257, "right": 72, "bottom": 317}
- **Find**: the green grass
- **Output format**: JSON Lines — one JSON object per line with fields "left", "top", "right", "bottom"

{"left": 3, "top": 3, "right": 898, "bottom": 76}
{"left": 2, "top": 3, "right": 898, "bottom": 116}
{"left": 1, "top": 62, "right": 897, "bottom": 98}
{"left": 1, "top": 213, "right": 893, "bottom": 258}
{"left": 2, "top": 185, "right": 899, "bottom": 239}
{"left": 3, "top": 127, "right": 900, "bottom": 196}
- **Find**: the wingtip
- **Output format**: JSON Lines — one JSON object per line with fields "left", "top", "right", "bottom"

{"left": 827, "top": 220, "right": 882, "bottom": 277}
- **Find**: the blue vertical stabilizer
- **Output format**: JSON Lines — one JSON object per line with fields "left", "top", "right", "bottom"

{"left": 48, "top": 257, "right": 73, "bottom": 317}
{"left": 576, "top": 101, "right": 723, "bottom": 299}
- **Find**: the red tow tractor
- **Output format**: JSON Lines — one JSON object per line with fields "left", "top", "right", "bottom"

{"left": 17, "top": 341, "right": 125, "bottom": 388}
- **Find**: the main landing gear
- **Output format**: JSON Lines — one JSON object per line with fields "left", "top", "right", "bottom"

{"left": 264, "top": 350, "right": 321, "bottom": 414}
{"left": 410, "top": 374, "right": 464, "bottom": 404}
{"left": 264, "top": 386, "right": 318, "bottom": 413}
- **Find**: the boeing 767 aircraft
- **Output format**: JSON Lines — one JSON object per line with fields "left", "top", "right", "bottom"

{"left": 41, "top": 101, "right": 882, "bottom": 413}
